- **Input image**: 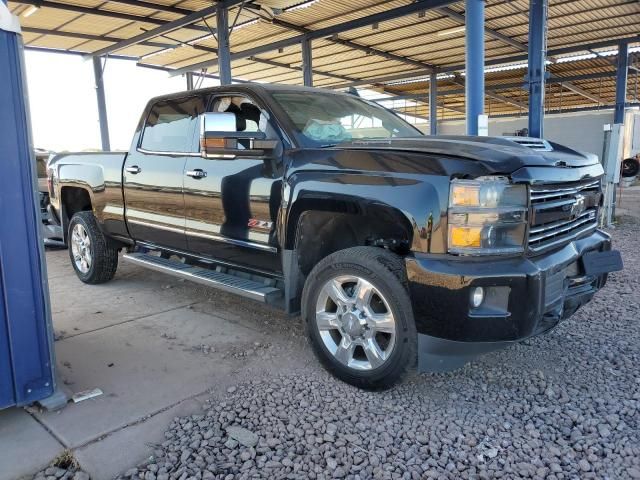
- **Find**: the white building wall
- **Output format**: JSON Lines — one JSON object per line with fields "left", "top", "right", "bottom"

{"left": 419, "top": 110, "right": 616, "bottom": 159}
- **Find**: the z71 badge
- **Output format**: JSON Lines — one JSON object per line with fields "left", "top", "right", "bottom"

{"left": 248, "top": 218, "right": 273, "bottom": 230}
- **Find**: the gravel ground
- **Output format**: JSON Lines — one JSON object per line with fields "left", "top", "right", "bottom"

{"left": 108, "top": 219, "right": 638, "bottom": 479}
{"left": 31, "top": 451, "right": 89, "bottom": 480}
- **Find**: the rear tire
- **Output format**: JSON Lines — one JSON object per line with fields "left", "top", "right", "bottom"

{"left": 68, "top": 211, "right": 118, "bottom": 284}
{"left": 302, "top": 246, "right": 417, "bottom": 390}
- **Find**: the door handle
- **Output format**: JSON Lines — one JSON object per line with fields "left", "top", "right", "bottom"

{"left": 126, "top": 165, "right": 141, "bottom": 174}
{"left": 186, "top": 169, "right": 207, "bottom": 179}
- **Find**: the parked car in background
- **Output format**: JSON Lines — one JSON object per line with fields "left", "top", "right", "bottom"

{"left": 46, "top": 84, "right": 622, "bottom": 389}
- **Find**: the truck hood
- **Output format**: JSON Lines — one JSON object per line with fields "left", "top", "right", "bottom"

{"left": 337, "top": 135, "right": 599, "bottom": 173}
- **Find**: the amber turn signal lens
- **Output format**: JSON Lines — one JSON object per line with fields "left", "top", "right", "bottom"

{"left": 449, "top": 226, "right": 482, "bottom": 248}
{"left": 201, "top": 137, "right": 226, "bottom": 149}
{"left": 451, "top": 185, "right": 480, "bottom": 206}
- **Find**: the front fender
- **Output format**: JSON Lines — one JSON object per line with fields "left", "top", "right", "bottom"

{"left": 281, "top": 170, "right": 450, "bottom": 253}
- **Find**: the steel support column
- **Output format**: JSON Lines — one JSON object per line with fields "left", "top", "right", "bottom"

{"left": 92, "top": 56, "right": 110, "bottom": 151}
{"left": 216, "top": 2, "right": 232, "bottom": 85}
{"left": 301, "top": 36, "right": 313, "bottom": 87}
{"left": 465, "top": 0, "right": 485, "bottom": 136}
{"left": 0, "top": 0, "right": 55, "bottom": 409}
{"left": 527, "top": 0, "right": 547, "bottom": 138}
{"left": 429, "top": 73, "right": 438, "bottom": 135}
{"left": 614, "top": 42, "right": 629, "bottom": 124}
{"left": 186, "top": 71, "right": 194, "bottom": 90}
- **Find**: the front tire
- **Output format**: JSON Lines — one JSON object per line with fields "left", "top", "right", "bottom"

{"left": 302, "top": 247, "right": 417, "bottom": 390}
{"left": 68, "top": 211, "right": 118, "bottom": 284}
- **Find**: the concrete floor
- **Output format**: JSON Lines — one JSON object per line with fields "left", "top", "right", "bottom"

{"left": 0, "top": 250, "right": 309, "bottom": 480}
{"left": 617, "top": 184, "right": 640, "bottom": 219}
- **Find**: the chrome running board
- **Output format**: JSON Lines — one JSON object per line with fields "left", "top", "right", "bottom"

{"left": 123, "top": 252, "right": 283, "bottom": 304}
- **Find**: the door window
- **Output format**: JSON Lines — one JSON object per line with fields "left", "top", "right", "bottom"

{"left": 209, "top": 96, "right": 274, "bottom": 136}
{"left": 141, "top": 96, "right": 205, "bottom": 153}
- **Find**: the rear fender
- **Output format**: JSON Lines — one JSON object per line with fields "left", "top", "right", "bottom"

{"left": 56, "top": 163, "right": 105, "bottom": 219}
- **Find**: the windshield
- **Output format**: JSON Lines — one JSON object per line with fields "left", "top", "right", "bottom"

{"left": 271, "top": 91, "right": 423, "bottom": 147}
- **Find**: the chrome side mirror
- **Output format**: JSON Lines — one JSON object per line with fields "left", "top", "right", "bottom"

{"left": 199, "top": 112, "right": 279, "bottom": 159}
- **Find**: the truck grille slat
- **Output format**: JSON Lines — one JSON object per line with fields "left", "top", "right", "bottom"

{"left": 530, "top": 180, "right": 600, "bottom": 201}
{"left": 528, "top": 179, "right": 601, "bottom": 254}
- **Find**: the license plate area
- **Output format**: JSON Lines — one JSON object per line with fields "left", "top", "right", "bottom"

{"left": 582, "top": 250, "right": 623, "bottom": 276}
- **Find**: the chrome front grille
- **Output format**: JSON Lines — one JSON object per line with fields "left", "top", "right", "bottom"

{"left": 528, "top": 179, "right": 601, "bottom": 253}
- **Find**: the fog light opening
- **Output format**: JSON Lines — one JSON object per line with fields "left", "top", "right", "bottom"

{"left": 471, "top": 286, "right": 485, "bottom": 308}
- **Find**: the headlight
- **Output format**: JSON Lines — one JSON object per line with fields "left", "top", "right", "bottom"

{"left": 448, "top": 177, "right": 528, "bottom": 255}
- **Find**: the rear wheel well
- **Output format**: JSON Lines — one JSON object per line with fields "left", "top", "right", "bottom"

{"left": 61, "top": 187, "right": 92, "bottom": 240}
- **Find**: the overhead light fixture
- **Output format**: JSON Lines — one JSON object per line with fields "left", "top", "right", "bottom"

{"left": 437, "top": 26, "right": 466, "bottom": 37}
{"left": 188, "top": 33, "right": 214, "bottom": 46}
{"left": 372, "top": 22, "right": 379, "bottom": 30}
{"left": 284, "top": 0, "right": 320, "bottom": 13}
{"left": 234, "top": 19, "right": 259, "bottom": 30}
{"left": 140, "top": 47, "right": 175, "bottom": 61}
{"left": 23, "top": 5, "right": 40, "bottom": 17}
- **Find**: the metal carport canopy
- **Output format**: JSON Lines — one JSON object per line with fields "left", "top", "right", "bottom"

{"left": 6, "top": 0, "right": 640, "bottom": 121}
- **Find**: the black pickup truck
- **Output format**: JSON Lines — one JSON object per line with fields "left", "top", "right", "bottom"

{"left": 47, "top": 84, "right": 622, "bottom": 389}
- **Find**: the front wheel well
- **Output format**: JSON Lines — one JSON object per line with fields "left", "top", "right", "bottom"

{"left": 293, "top": 209, "right": 411, "bottom": 278}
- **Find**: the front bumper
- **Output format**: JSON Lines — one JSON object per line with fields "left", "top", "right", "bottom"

{"left": 405, "top": 230, "right": 621, "bottom": 370}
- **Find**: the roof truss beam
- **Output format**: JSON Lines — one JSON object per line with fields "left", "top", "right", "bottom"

{"left": 169, "top": 0, "right": 457, "bottom": 76}
{"left": 588, "top": 47, "right": 640, "bottom": 73}
{"left": 439, "top": 35, "right": 640, "bottom": 73}
{"left": 436, "top": 6, "right": 528, "bottom": 52}
{"left": 13, "top": 0, "right": 212, "bottom": 33}
{"left": 20, "top": 25, "right": 360, "bottom": 84}
{"left": 330, "top": 35, "right": 640, "bottom": 89}
{"left": 451, "top": 73, "right": 527, "bottom": 109}
{"left": 22, "top": 27, "right": 169, "bottom": 49}
{"left": 553, "top": 78, "right": 606, "bottom": 104}
{"left": 259, "top": 16, "right": 437, "bottom": 72}
{"left": 367, "top": 70, "right": 617, "bottom": 102}
{"left": 85, "top": 4, "right": 218, "bottom": 58}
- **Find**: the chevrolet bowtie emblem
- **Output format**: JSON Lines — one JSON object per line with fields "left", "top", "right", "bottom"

{"left": 570, "top": 194, "right": 586, "bottom": 219}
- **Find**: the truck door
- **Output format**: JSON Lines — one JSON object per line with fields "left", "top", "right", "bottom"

{"left": 123, "top": 96, "right": 205, "bottom": 251}
{"left": 183, "top": 94, "right": 282, "bottom": 273}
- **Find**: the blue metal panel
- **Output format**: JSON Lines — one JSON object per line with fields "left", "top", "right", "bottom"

{"left": 216, "top": 2, "right": 231, "bottom": 85}
{"left": 429, "top": 72, "right": 438, "bottom": 135}
{"left": 465, "top": 0, "right": 485, "bottom": 136}
{"left": 527, "top": 0, "right": 547, "bottom": 138}
{"left": 0, "top": 0, "right": 55, "bottom": 409}
{"left": 614, "top": 42, "right": 629, "bottom": 124}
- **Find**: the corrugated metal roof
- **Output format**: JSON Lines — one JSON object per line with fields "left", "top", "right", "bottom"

{"left": 8, "top": 0, "right": 640, "bottom": 118}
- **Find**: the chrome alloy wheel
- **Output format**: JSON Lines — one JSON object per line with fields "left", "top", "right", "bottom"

{"left": 315, "top": 275, "right": 396, "bottom": 370}
{"left": 71, "top": 223, "right": 92, "bottom": 274}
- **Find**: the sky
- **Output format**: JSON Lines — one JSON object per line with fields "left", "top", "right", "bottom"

{"left": 24, "top": 49, "right": 220, "bottom": 152}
